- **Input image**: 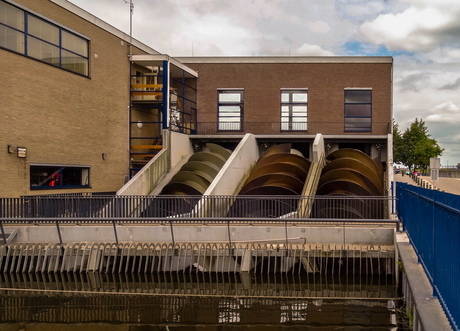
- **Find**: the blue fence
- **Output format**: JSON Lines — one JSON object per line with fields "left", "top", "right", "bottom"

{"left": 396, "top": 182, "right": 460, "bottom": 331}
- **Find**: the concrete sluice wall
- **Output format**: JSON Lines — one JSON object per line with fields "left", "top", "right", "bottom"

{"left": 0, "top": 242, "right": 395, "bottom": 276}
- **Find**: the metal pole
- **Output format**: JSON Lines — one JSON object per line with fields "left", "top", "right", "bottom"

{"left": 55, "top": 220, "right": 63, "bottom": 245}
{"left": 112, "top": 220, "right": 119, "bottom": 245}
{"left": 128, "top": 0, "right": 133, "bottom": 56}
{"left": 227, "top": 220, "right": 232, "bottom": 254}
{"left": 0, "top": 220, "right": 7, "bottom": 245}
{"left": 169, "top": 220, "right": 175, "bottom": 246}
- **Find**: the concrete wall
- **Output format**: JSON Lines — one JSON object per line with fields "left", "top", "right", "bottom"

{"left": 396, "top": 232, "right": 453, "bottom": 331}
{"left": 5, "top": 224, "right": 395, "bottom": 245}
{"left": 169, "top": 131, "right": 194, "bottom": 169}
{"left": 204, "top": 134, "right": 259, "bottom": 196}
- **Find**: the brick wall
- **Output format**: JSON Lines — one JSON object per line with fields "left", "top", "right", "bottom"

{"left": 181, "top": 61, "right": 392, "bottom": 135}
{"left": 0, "top": 0, "right": 136, "bottom": 197}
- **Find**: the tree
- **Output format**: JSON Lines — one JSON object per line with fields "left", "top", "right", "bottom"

{"left": 393, "top": 118, "right": 444, "bottom": 171}
{"left": 392, "top": 120, "right": 404, "bottom": 164}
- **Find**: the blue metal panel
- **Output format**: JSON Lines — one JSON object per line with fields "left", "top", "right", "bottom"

{"left": 396, "top": 182, "right": 460, "bottom": 331}
{"left": 162, "top": 60, "right": 169, "bottom": 130}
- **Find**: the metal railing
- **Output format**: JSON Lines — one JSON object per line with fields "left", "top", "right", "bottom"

{"left": 396, "top": 182, "right": 460, "bottom": 331}
{"left": 119, "top": 147, "right": 170, "bottom": 196}
{"left": 193, "top": 121, "right": 391, "bottom": 135}
{"left": 0, "top": 195, "right": 391, "bottom": 223}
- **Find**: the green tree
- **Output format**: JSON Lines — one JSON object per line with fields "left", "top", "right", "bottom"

{"left": 392, "top": 120, "right": 404, "bottom": 164}
{"left": 393, "top": 118, "right": 443, "bottom": 171}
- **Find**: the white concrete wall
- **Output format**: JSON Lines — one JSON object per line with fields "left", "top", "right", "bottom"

{"left": 204, "top": 133, "right": 259, "bottom": 196}
{"left": 312, "top": 133, "right": 325, "bottom": 164}
{"left": 169, "top": 131, "right": 194, "bottom": 169}
{"left": 5, "top": 225, "right": 395, "bottom": 245}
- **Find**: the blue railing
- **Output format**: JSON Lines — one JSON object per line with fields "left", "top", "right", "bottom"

{"left": 396, "top": 182, "right": 460, "bottom": 331}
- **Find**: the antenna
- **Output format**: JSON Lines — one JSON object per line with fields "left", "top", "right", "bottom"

{"left": 123, "top": 0, "right": 134, "bottom": 56}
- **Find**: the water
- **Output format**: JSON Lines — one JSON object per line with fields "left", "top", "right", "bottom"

{"left": 0, "top": 272, "right": 408, "bottom": 330}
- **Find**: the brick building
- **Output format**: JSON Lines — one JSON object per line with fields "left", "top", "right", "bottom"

{"left": 0, "top": 0, "right": 393, "bottom": 198}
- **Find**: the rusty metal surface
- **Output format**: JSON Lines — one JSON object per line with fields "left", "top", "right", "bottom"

{"left": 318, "top": 168, "right": 383, "bottom": 196}
{"left": 326, "top": 149, "right": 382, "bottom": 178}
{"left": 230, "top": 144, "right": 311, "bottom": 217}
{"left": 252, "top": 153, "right": 311, "bottom": 172}
{"left": 239, "top": 174, "right": 305, "bottom": 195}
{"left": 313, "top": 148, "right": 385, "bottom": 219}
{"left": 243, "top": 163, "right": 309, "bottom": 184}
{"left": 259, "top": 143, "right": 292, "bottom": 157}
{"left": 321, "top": 158, "right": 383, "bottom": 192}
{"left": 239, "top": 144, "right": 310, "bottom": 196}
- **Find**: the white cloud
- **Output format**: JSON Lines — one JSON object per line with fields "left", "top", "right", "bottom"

{"left": 340, "top": 0, "right": 386, "bottom": 18}
{"left": 358, "top": 2, "right": 460, "bottom": 53}
{"left": 426, "top": 101, "right": 460, "bottom": 122}
{"left": 307, "top": 21, "right": 331, "bottom": 34}
{"left": 294, "top": 43, "right": 334, "bottom": 56}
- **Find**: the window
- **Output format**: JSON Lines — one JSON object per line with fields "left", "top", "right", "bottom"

{"left": 30, "top": 165, "right": 90, "bottom": 189}
{"left": 281, "top": 89, "right": 308, "bottom": 131}
{"left": 0, "top": 0, "right": 89, "bottom": 76}
{"left": 218, "top": 89, "right": 243, "bottom": 131}
{"left": 344, "top": 89, "right": 372, "bottom": 132}
{"left": 0, "top": 1, "right": 24, "bottom": 53}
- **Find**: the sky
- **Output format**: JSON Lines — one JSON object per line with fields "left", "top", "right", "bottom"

{"left": 68, "top": 0, "right": 460, "bottom": 167}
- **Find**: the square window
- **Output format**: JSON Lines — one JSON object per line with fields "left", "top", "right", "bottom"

{"left": 218, "top": 90, "right": 243, "bottom": 131}
{"left": 281, "top": 89, "right": 307, "bottom": 131}
{"left": 344, "top": 90, "right": 372, "bottom": 132}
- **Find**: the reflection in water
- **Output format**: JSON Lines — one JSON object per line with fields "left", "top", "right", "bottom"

{"left": 0, "top": 271, "right": 396, "bottom": 298}
{"left": 0, "top": 272, "right": 403, "bottom": 329}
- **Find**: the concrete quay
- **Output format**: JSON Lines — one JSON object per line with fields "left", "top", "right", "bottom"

{"left": 396, "top": 232, "right": 453, "bottom": 331}
{"left": 394, "top": 173, "right": 460, "bottom": 195}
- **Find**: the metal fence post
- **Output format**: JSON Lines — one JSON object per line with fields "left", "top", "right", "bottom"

{"left": 227, "top": 220, "right": 233, "bottom": 255}
{"left": 169, "top": 220, "right": 175, "bottom": 246}
{"left": 0, "top": 220, "right": 7, "bottom": 245}
{"left": 112, "top": 220, "right": 119, "bottom": 245}
{"left": 55, "top": 220, "right": 63, "bottom": 245}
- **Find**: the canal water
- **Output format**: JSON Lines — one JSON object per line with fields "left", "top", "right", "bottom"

{"left": 0, "top": 272, "right": 409, "bottom": 330}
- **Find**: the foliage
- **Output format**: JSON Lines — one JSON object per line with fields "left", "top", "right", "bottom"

{"left": 393, "top": 118, "right": 444, "bottom": 171}
{"left": 393, "top": 120, "right": 404, "bottom": 164}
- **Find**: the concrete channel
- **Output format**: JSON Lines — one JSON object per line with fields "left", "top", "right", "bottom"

{"left": 1, "top": 225, "right": 395, "bottom": 275}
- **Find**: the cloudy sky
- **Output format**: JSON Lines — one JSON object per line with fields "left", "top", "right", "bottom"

{"left": 68, "top": 0, "right": 460, "bottom": 166}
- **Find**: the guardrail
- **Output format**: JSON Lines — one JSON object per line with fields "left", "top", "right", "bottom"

{"left": 396, "top": 182, "right": 460, "bottom": 331}
{"left": 0, "top": 195, "right": 391, "bottom": 221}
{"left": 193, "top": 121, "right": 391, "bottom": 135}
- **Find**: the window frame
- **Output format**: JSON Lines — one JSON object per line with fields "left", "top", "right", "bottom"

{"left": 30, "top": 164, "right": 90, "bottom": 190}
{"left": 280, "top": 89, "right": 308, "bottom": 131}
{"left": 217, "top": 89, "right": 244, "bottom": 131}
{"left": 0, "top": 0, "right": 89, "bottom": 77}
{"left": 344, "top": 89, "right": 372, "bottom": 132}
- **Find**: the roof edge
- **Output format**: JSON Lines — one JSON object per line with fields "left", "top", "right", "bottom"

{"left": 176, "top": 56, "right": 393, "bottom": 64}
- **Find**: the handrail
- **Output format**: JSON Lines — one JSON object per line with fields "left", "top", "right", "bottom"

{"left": 0, "top": 195, "right": 392, "bottom": 221}
{"left": 192, "top": 122, "right": 391, "bottom": 135}
{"left": 396, "top": 182, "right": 460, "bottom": 330}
